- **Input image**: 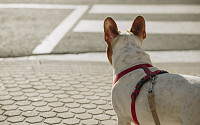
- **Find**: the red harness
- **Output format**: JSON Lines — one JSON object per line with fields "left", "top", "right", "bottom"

{"left": 113, "top": 64, "right": 168, "bottom": 125}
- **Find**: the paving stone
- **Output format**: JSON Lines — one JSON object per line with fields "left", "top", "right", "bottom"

{"left": 81, "top": 82, "right": 94, "bottom": 86}
{"left": 48, "top": 102, "right": 64, "bottom": 107}
{"left": 47, "top": 86, "right": 61, "bottom": 90}
{"left": 35, "top": 106, "right": 52, "bottom": 112}
{"left": 101, "top": 120, "right": 117, "bottom": 125}
{"left": 0, "top": 100, "right": 15, "bottom": 105}
{"left": 81, "top": 91, "right": 95, "bottom": 96}
{"left": 2, "top": 105, "right": 18, "bottom": 111}
{"left": 99, "top": 105, "right": 113, "bottom": 111}
{"left": 51, "top": 90, "right": 65, "bottom": 95}
{"left": 55, "top": 94, "right": 69, "bottom": 99}
{"left": 2, "top": 80, "right": 14, "bottom": 84}
{"left": 86, "top": 96, "right": 100, "bottom": 100}
{"left": 19, "top": 106, "right": 35, "bottom": 111}
{"left": 88, "top": 109, "right": 103, "bottom": 115}
{"left": 54, "top": 80, "right": 66, "bottom": 84}
{"left": 37, "top": 89, "right": 50, "bottom": 94}
{"left": 40, "top": 112, "right": 57, "bottom": 118}
{"left": 60, "top": 98, "right": 74, "bottom": 103}
{"left": 12, "top": 96, "right": 27, "bottom": 101}
{"left": 65, "top": 103, "right": 80, "bottom": 108}
{"left": 42, "top": 80, "right": 54, "bottom": 84}
{"left": 26, "top": 116, "right": 43, "bottom": 124}
{"left": 44, "top": 117, "right": 62, "bottom": 124}
{"left": 63, "top": 118, "right": 80, "bottom": 125}
{"left": 14, "top": 77, "right": 26, "bottom": 81}
{"left": 102, "top": 96, "right": 111, "bottom": 102}
{"left": 0, "top": 115, "right": 7, "bottom": 122}
{"left": 76, "top": 113, "right": 92, "bottom": 120}
{"left": 81, "top": 119, "right": 99, "bottom": 125}
{"left": 30, "top": 81, "right": 42, "bottom": 85}
{"left": 53, "top": 107, "right": 69, "bottom": 113}
{"left": 5, "top": 83, "right": 18, "bottom": 88}
{"left": 0, "top": 95, "right": 12, "bottom": 100}
{"left": 44, "top": 97, "right": 58, "bottom": 102}
{"left": 72, "top": 84, "right": 84, "bottom": 88}
{"left": 57, "top": 112, "right": 75, "bottom": 119}
{"left": 16, "top": 80, "right": 29, "bottom": 85}
{"left": 0, "top": 110, "right": 4, "bottom": 115}
{"left": 92, "top": 100, "right": 107, "bottom": 105}
{"left": 4, "top": 110, "right": 21, "bottom": 117}
{"left": 81, "top": 104, "right": 97, "bottom": 109}
{"left": 76, "top": 99, "right": 91, "bottom": 104}
{"left": 34, "top": 85, "right": 46, "bottom": 89}
{"left": 100, "top": 86, "right": 111, "bottom": 90}
{"left": 94, "top": 114, "right": 111, "bottom": 121}
{"left": 32, "top": 123, "right": 48, "bottom": 125}
{"left": 91, "top": 89, "right": 104, "bottom": 93}
{"left": 96, "top": 92, "right": 110, "bottom": 97}
{"left": 66, "top": 91, "right": 80, "bottom": 95}
{"left": 112, "top": 116, "right": 118, "bottom": 121}
{"left": 105, "top": 110, "right": 116, "bottom": 116}
{"left": 19, "top": 84, "right": 32, "bottom": 89}
{"left": 61, "top": 87, "right": 75, "bottom": 91}
{"left": 68, "top": 81, "right": 81, "bottom": 85}
{"left": 57, "top": 83, "right": 70, "bottom": 87}
{"left": 25, "top": 92, "right": 39, "bottom": 97}
{"left": 7, "top": 116, "right": 25, "bottom": 123}
{"left": 10, "top": 91, "right": 24, "bottom": 96}
{"left": 40, "top": 93, "right": 54, "bottom": 98}
{"left": 70, "top": 108, "right": 86, "bottom": 114}
{"left": 71, "top": 95, "right": 85, "bottom": 99}
{"left": 22, "top": 111, "right": 39, "bottom": 117}
{"left": 32, "top": 101, "right": 47, "bottom": 107}
{"left": 29, "top": 96, "right": 43, "bottom": 102}
{"left": 22, "top": 89, "right": 36, "bottom": 93}
{"left": 7, "top": 88, "right": 21, "bottom": 92}
{"left": 12, "top": 122, "right": 30, "bottom": 125}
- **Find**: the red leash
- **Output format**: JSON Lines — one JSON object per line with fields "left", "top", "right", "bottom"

{"left": 113, "top": 64, "right": 168, "bottom": 125}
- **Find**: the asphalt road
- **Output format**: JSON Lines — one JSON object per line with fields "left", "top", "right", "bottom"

{"left": 0, "top": 0, "right": 200, "bottom": 57}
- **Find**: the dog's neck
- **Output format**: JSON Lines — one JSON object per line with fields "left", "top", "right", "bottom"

{"left": 112, "top": 36, "right": 152, "bottom": 75}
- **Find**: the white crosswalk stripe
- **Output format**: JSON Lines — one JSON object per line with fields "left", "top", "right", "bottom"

{"left": 89, "top": 4, "right": 200, "bottom": 14}
{"left": 73, "top": 20, "right": 200, "bottom": 34}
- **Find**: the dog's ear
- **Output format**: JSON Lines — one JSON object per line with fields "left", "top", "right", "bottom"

{"left": 104, "top": 17, "right": 119, "bottom": 43}
{"left": 130, "top": 16, "right": 146, "bottom": 39}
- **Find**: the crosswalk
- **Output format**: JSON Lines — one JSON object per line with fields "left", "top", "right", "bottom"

{"left": 0, "top": 3, "right": 200, "bottom": 56}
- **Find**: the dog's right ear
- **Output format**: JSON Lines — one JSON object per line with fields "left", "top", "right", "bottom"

{"left": 104, "top": 17, "right": 119, "bottom": 43}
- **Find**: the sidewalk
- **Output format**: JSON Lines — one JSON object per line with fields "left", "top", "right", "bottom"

{"left": 0, "top": 60, "right": 199, "bottom": 125}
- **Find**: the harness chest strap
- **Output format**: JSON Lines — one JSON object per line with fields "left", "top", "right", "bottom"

{"left": 113, "top": 64, "right": 168, "bottom": 125}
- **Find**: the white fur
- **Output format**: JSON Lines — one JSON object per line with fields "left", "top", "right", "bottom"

{"left": 111, "top": 31, "right": 200, "bottom": 125}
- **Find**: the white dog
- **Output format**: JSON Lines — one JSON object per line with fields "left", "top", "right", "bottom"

{"left": 104, "top": 16, "right": 200, "bottom": 125}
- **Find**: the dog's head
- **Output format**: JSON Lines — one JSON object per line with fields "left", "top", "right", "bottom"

{"left": 104, "top": 16, "right": 146, "bottom": 65}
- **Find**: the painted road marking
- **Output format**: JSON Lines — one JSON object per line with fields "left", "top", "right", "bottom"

{"left": 89, "top": 4, "right": 200, "bottom": 14}
{"left": 73, "top": 20, "right": 200, "bottom": 34}
{"left": 0, "top": 4, "right": 88, "bottom": 54}
{"left": 32, "top": 6, "right": 88, "bottom": 54}
{"left": 0, "top": 4, "right": 87, "bottom": 9}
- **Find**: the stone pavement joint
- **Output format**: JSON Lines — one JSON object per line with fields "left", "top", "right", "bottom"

{"left": 0, "top": 60, "right": 199, "bottom": 124}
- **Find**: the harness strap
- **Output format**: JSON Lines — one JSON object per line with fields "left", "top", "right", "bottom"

{"left": 131, "top": 70, "right": 168, "bottom": 125}
{"left": 148, "top": 92, "right": 161, "bottom": 125}
{"left": 113, "top": 63, "right": 168, "bottom": 125}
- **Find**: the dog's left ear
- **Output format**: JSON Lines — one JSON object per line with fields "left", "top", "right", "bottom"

{"left": 130, "top": 16, "right": 146, "bottom": 40}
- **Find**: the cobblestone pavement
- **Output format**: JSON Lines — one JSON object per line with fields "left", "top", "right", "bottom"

{"left": 0, "top": 60, "right": 199, "bottom": 125}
